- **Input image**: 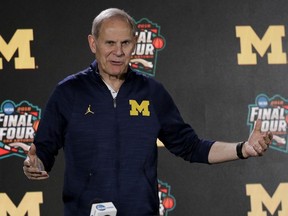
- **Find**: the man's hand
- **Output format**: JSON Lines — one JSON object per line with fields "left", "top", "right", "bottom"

{"left": 243, "top": 119, "right": 273, "bottom": 158}
{"left": 23, "top": 144, "right": 49, "bottom": 180}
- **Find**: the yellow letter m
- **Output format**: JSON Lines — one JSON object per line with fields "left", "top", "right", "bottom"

{"left": 246, "top": 183, "right": 288, "bottom": 216}
{"left": 0, "top": 192, "right": 43, "bottom": 216}
{"left": 236, "top": 25, "right": 286, "bottom": 65}
{"left": 0, "top": 29, "right": 35, "bottom": 69}
{"left": 129, "top": 100, "right": 150, "bottom": 116}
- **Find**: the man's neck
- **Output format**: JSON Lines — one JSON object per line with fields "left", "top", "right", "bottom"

{"left": 100, "top": 73, "right": 126, "bottom": 92}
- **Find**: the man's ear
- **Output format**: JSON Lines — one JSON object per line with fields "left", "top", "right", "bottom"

{"left": 131, "top": 35, "right": 138, "bottom": 51}
{"left": 88, "top": 35, "right": 96, "bottom": 54}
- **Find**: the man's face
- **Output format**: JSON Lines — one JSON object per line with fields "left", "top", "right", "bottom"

{"left": 88, "top": 18, "right": 137, "bottom": 78}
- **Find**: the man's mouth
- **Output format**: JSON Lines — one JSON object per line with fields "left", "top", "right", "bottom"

{"left": 110, "top": 60, "right": 123, "bottom": 65}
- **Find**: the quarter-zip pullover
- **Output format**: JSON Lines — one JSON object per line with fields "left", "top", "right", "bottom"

{"left": 34, "top": 61, "right": 214, "bottom": 216}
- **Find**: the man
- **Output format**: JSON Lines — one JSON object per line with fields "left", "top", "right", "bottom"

{"left": 23, "top": 8, "right": 273, "bottom": 216}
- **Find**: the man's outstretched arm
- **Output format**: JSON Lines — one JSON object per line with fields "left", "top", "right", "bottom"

{"left": 208, "top": 119, "right": 273, "bottom": 164}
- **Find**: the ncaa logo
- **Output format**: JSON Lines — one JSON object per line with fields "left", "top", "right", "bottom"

{"left": 96, "top": 204, "right": 106, "bottom": 211}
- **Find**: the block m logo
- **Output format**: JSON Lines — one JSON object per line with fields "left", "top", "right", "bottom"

{"left": 0, "top": 29, "right": 35, "bottom": 69}
{"left": 236, "top": 25, "right": 287, "bottom": 65}
{"left": 246, "top": 183, "right": 288, "bottom": 216}
{"left": 129, "top": 100, "right": 150, "bottom": 116}
{"left": 0, "top": 192, "right": 43, "bottom": 215}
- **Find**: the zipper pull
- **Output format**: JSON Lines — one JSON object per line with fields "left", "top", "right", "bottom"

{"left": 113, "top": 97, "right": 117, "bottom": 108}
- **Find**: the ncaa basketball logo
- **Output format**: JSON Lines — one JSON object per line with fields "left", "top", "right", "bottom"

{"left": 131, "top": 18, "right": 166, "bottom": 76}
{"left": 0, "top": 100, "right": 41, "bottom": 159}
{"left": 158, "top": 180, "right": 176, "bottom": 215}
{"left": 247, "top": 94, "right": 288, "bottom": 153}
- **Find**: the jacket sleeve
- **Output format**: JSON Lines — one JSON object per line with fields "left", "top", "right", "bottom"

{"left": 34, "top": 82, "right": 73, "bottom": 172}
{"left": 153, "top": 82, "right": 214, "bottom": 164}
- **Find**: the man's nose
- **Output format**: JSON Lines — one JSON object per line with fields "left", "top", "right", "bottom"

{"left": 114, "top": 44, "right": 124, "bottom": 56}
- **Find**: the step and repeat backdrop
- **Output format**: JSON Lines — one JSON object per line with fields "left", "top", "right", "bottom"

{"left": 1, "top": 0, "right": 288, "bottom": 215}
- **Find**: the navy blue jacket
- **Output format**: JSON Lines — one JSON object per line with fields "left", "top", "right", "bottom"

{"left": 35, "top": 61, "right": 214, "bottom": 216}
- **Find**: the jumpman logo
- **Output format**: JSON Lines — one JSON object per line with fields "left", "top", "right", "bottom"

{"left": 85, "top": 105, "right": 94, "bottom": 115}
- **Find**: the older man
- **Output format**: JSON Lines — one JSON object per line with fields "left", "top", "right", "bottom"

{"left": 23, "top": 8, "right": 273, "bottom": 216}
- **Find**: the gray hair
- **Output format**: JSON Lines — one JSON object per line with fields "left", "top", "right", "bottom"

{"left": 91, "top": 8, "right": 137, "bottom": 38}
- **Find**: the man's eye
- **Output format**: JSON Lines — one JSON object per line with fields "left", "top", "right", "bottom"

{"left": 121, "top": 41, "right": 131, "bottom": 47}
{"left": 106, "top": 41, "right": 115, "bottom": 45}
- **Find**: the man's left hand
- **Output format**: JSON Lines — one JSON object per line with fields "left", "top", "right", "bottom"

{"left": 243, "top": 119, "right": 273, "bottom": 158}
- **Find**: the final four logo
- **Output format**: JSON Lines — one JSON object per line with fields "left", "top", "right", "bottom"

{"left": 130, "top": 18, "right": 166, "bottom": 76}
{"left": 248, "top": 94, "right": 288, "bottom": 153}
{"left": 0, "top": 100, "right": 41, "bottom": 159}
{"left": 158, "top": 180, "right": 176, "bottom": 216}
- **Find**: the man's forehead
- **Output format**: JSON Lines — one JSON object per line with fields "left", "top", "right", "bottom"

{"left": 101, "top": 17, "right": 130, "bottom": 29}
{"left": 99, "top": 19, "right": 133, "bottom": 37}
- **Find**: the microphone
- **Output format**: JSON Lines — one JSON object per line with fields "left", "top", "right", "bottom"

{"left": 90, "top": 202, "right": 117, "bottom": 216}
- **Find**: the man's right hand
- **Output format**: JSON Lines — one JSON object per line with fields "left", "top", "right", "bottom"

{"left": 23, "top": 143, "right": 49, "bottom": 180}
